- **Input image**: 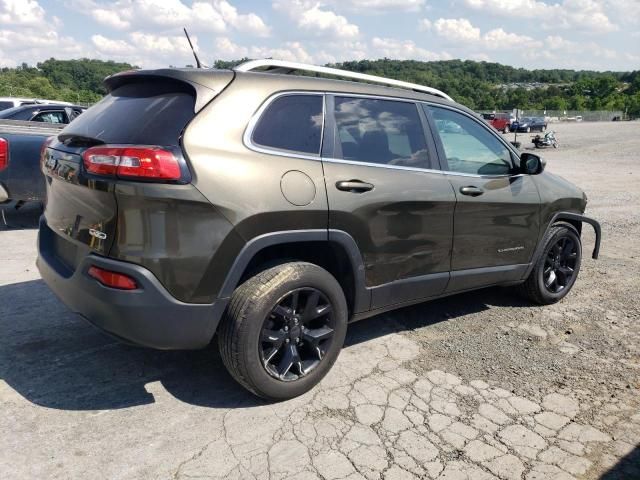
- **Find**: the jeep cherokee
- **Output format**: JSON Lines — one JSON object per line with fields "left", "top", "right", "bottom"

{"left": 37, "top": 60, "right": 601, "bottom": 400}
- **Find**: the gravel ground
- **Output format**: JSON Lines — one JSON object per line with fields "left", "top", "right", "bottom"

{"left": 1, "top": 121, "right": 638, "bottom": 479}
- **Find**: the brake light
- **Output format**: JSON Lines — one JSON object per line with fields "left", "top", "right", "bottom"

{"left": 40, "top": 136, "right": 56, "bottom": 168}
{"left": 0, "top": 138, "right": 8, "bottom": 172}
{"left": 82, "top": 146, "right": 181, "bottom": 180}
{"left": 88, "top": 266, "right": 138, "bottom": 290}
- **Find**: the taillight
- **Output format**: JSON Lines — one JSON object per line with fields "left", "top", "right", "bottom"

{"left": 40, "top": 136, "right": 56, "bottom": 168}
{"left": 88, "top": 266, "right": 138, "bottom": 290}
{"left": 82, "top": 145, "right": 182, "bottom": 180}
{"left": 0, "top": 138, "right": 8, "bottom": 172}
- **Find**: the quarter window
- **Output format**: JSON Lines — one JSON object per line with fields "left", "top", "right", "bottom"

{"left": 428, "top": 106, "right": 514, "bottom": 175}
{"left": 332, "top": 97, "right": 429, "bottom": 169}
{"left": 252, "top": 94, "right": 323, "bottom": 155}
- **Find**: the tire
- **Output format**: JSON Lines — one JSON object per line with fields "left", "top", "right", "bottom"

{"left": 503, "top": 125, "right": 510, "bottom": 133}
{"left": 218, "top": 262, "right": 348, "bottom": 400}
{"left": 519, "top": 224, "right": 582, "bottom": 305}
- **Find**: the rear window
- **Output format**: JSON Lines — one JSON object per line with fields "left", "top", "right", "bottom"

{"left": 0, "top": 101, "right": 14, "bottom": 110}
{"left": 61, "top": 80, "right": 195, "bottom": 145}
{"left": 251, "top": 94, "right": 323, "bottom": 155}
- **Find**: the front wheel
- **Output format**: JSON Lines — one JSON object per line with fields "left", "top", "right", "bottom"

{"left": 519, "top": 225, "right": 582, "bottom": 304}
{"left": 218, "top": 262, "right": 348, "bottom": 400}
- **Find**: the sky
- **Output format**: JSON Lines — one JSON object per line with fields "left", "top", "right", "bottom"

{"left": 0, "top": 0, "right": 639, "bottom": 71}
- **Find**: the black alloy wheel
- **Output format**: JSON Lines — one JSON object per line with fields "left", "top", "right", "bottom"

{"left": 543, "top": 237, "right": 578, "bottom": 294}
{"left": 260, "top": 288, "right": 335, "bottom": 381}
{"left": 518, "top": 224, "right": 582, "bottom": 305}
{"left": 219, "top": 262, "right": 348, "bottom": 400}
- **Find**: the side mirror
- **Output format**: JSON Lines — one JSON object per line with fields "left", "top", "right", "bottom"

{"left": 520, "top": 152, "right": 545, "bottom": 175}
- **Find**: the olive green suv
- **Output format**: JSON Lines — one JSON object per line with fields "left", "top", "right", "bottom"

{"left": 37, "top": 60, "right": 601, "bottom": 400}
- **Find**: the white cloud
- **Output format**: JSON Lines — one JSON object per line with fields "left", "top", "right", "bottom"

{"left": 92, "top": 8, "right": 130, "bottom": 30}
{"left": 604, "top": 0, "right": 640, "bottom": 25}
{"left": 273, "top": 1, "right": 359, "bottom": 38}
{"left": 72, "top": 0, "right": 269, "bottom": 36}
{"left": 214, "top": 37, "right": 315, "bottom": 63}
{"left": 430, "top": 17, "right": 541, "bottom": 50}
{"left": 214, "top": 0, "right": 271, "bottom": 37}
{"left": 519, "top": 34, "right": 619, "bottom": 68}
{"left": 92, "top": 31, "right": 200, "bottom": 67}
{"left": 433, "top": 18, "right": 481, "bottom": 42}
{"left": 335, "top": 0, "right": 426, "bottom": 11}
{"left": 463, "top": 0, "right": 617, "bottom": 33}
{"left": 0, "top": 29, "right": 87, "bottom": 66}
{"left": 483, "top": 28, "right": 540, "bottom": 48}
{"left": 0, "top": 0, "right": 46, "bottom": 27}
{"left": 0, "top": 0, "right": 94, "bottom": 66}
{"left": 371, "top": 37, "right": 451, "bottom": 60}
{"left": 91, "top": 34, "right": 135, "bottom": 56}
{"left": 418, "top": 18, "right": 431, "bottom": 31}
{"left": 464, "top": 0, "right": 551, "bottom": 17}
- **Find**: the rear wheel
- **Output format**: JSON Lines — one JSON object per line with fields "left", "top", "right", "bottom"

{"left": 218, "top": 262, "right": 348, "bottom": 400}
{"left": 519, "top": 225, "right": 582, "bottom": 304}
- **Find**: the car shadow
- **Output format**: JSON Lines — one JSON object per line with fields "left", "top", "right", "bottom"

{"left": 600, "top": 445, "right": 640, "bottom": 479}
{"left": 0, "top": 278, "right": 532, "bottom": 411}
{"left": 0, "top": 201, "right": 42, "bottom": 230}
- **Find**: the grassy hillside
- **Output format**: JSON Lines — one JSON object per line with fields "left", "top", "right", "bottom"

{"left": 1, "top": 58, "right": 639, "bottom": 115}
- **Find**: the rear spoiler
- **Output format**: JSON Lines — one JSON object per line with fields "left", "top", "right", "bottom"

{"left": 103, "top": 69, "right": 235, "bottom": 112}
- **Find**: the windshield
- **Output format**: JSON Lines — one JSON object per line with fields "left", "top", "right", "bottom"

{"left": 0, "top": 106, "right": 22, "bottom": 118}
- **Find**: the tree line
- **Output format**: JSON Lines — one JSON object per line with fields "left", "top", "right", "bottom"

{"left": 1, "top": 58, "right": 639, "bottom": 116}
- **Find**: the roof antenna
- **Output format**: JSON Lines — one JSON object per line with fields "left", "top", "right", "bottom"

{"left": 183, "top": 27, "right": 206, "bottom": 68}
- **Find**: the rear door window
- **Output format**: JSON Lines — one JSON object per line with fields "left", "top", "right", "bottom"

{"left": 61, "top": 80, "right": 196, "bottom": 146}
{"left": 251, "top": 94, "right": 323, "bottom": 155}
{"left": 332, "top": 96, "right": 429, "bottom": 169}
{"left": 32, "top": 110, "right": 67, "bottom": 124}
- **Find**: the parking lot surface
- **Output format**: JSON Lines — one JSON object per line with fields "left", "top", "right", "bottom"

{"left": 1, "top": 122, "right": 638, "bottom": 479}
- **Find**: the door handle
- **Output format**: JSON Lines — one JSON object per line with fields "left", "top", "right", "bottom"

{"left": 459, "top": 186, "right": 484, "bottom": 197}
{"left": 336, "top": 180, "right": 374, "bottom": 193}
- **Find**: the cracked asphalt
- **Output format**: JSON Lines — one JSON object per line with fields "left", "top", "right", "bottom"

{"left": 1, "top": 122, "right": 639, "bottom": 479}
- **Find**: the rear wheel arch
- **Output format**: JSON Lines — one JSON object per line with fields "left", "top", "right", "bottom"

{"left": 218, "top": 230, "right": 369, "bottom": 318}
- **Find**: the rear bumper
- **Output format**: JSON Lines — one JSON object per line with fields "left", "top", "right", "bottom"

{"left": 37, "top": 218, "right": 227, "bottom": 350}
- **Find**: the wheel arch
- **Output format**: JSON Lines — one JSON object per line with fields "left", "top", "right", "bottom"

{"left": 218, "top": 229, "right": 370, "bottom": 317}
{"left": 523, "top": 211, "right": 601, "bottom": 281}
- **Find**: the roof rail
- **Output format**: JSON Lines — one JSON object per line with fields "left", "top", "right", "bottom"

{"left": 234, "top": 59, "right": 453, "bottom": 101}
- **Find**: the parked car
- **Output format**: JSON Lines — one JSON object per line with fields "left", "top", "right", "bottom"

{"left": 481, "top": 112, "right": 512, "bottom": 133}
{"left": 37, "top": 60, "right": 601, "bottom": 400}
{"left": 0, "top": 120, "right": 62, "bottom": 203}
{"left": 512, "top": 117, "right": 547, "bottom": 132}
{"left": 0, "top": 97, "right": 75, "bottom": 111}
{"left": 0, "top": 103, "right": 84, "bottom": 124}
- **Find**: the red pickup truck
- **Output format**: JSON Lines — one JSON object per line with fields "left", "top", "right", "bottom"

{"left": 481, "top": 113, "right": 512, "bottom": 133}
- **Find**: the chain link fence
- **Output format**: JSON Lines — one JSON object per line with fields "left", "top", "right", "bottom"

{"left": 479, "top": 109, "right": 625, "bottom": 122}
{"left": 518, "top": 110, "right": 624, "bottom": 122}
